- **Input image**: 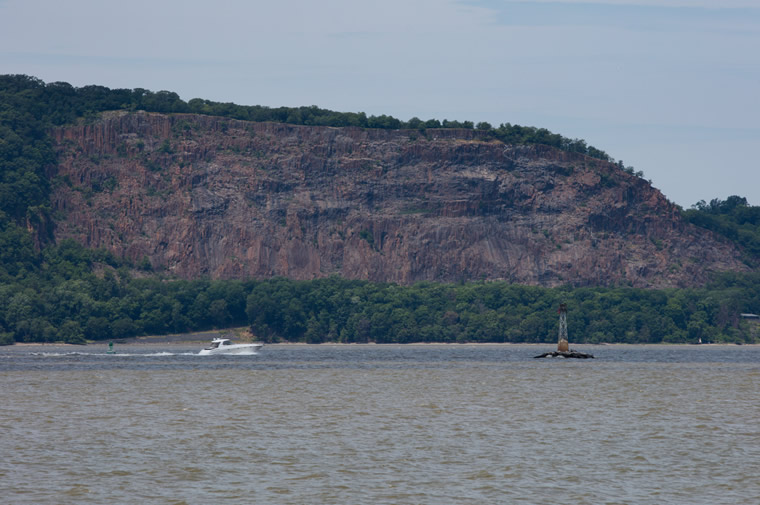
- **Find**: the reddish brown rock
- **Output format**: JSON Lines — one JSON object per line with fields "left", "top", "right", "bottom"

{"left": 49, "top": 111, "right": 750, "bottom": 287}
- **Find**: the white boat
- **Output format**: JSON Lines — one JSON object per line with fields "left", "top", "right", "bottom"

{"left": 198, "top": 338, "right": 263, "bottom": 355}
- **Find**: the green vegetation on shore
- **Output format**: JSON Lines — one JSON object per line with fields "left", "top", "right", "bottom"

{"left": 1, "top": 241, "right": 759, "bottom": 345}
{"left": 1, "top": 74, "right": 760, "bottom": 345}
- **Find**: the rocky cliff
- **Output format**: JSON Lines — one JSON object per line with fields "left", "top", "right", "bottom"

{"left": 49, "top": 111, "right": 750, "bottom": 287}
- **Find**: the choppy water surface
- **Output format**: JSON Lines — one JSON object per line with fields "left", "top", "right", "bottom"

{"left": 1, "top": 344, "right": 759, "bottom": 504}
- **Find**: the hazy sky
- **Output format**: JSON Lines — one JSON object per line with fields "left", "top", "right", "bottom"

{"left": 1, "top": 0, "right": 758, "bottom": 207}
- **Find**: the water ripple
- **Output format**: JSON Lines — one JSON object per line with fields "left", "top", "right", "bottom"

{"left": 1, "top": 345, "right": 759, "bottom": 504}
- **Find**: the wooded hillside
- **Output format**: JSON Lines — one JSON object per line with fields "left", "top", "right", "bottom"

{"left": 1, "top": 75, "right": 758, "bottom": 344}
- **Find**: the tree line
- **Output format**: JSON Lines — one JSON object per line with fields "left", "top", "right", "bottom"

{"left": 1, "top": 239, "right": 758, "bottom": 345}
{"left": 2, "top": 74, "right": 618, "bottom": 160}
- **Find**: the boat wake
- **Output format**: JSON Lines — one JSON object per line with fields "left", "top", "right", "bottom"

{"left": 31, "top": 351, "right": 199, "bottom": 357}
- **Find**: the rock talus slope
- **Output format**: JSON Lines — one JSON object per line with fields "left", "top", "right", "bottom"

{"left": 50, "top": 111, "right": 749, "bottom": 287}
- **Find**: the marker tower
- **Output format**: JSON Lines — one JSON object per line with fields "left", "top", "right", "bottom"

{"left": 557, "top": 303, "right": 569, "bottom": 352}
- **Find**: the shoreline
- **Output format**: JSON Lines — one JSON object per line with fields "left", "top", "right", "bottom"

{"left": 7, "top": 327, "right": 758, "bottom": 347}
{"left": 10, "top": 339, "right": 758, "bottom": 348}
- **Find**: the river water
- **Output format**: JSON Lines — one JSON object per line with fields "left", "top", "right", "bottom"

{"left": 1, "top": 344, "right": 758, "bottom": 505}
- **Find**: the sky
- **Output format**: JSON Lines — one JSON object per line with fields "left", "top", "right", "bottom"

{"left": 1, "top": 0, "right": 758, "bottom": 207}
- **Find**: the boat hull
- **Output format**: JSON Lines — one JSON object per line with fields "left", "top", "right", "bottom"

{"left": 198, "top": 344, "right": 263, "bottom": 355}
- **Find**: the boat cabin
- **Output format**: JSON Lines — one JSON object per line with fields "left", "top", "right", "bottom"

{"left": 205, "top": 338, "right": 233, "bottom": 350}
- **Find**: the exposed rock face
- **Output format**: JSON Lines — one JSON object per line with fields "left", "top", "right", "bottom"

{"left": 50, "top": 111, "right": 749, "bottom": 287}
